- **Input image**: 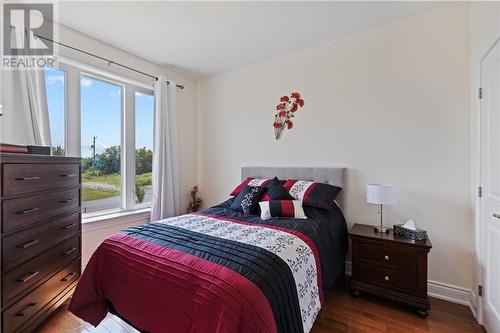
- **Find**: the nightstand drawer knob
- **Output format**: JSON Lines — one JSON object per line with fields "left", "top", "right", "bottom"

{"left": 384, "top": 276, "right": 390, "bottom": 281}
{"left": 384, "top": 255, "right": 389, "bottom": 261}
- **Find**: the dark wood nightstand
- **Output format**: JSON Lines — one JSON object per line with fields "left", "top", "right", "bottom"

{"left": 349, "top": 223, "right": 432, "bottom": 317}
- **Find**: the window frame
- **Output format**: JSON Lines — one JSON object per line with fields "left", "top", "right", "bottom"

{"left": 46, "top": 59, "right": 154, "bottom": 220}
{"left": 132, "top": 88, "right": 155, "bottom": 210}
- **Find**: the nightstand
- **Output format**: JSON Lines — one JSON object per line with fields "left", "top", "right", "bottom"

{"left": 349, "top": 223, "right": 432, "bottom": 317}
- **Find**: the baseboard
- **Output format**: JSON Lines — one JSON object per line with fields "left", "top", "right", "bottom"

{"left": 344, "top": 261, "right": 476, "bottom": 317}
{"left": 428, "top": 280, "right": 477, "bottom": 317}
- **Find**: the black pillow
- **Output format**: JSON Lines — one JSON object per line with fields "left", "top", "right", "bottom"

{"left": 266, "top": 176, "right": 286, "bottom": 187}
{"left": 261, "top": 178, "right": 294, "bottom": 202}
{"left": 230, "top": 185, "right": 267, "bottom": 215}
{"left": 283, "top": 179, "right": 342, "bottom": 210}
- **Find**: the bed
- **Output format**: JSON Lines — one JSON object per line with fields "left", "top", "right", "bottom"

{"left": 69, "top": 167, "right": 348, "bottom": 333}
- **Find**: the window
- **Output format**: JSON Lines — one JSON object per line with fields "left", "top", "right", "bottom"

{"left": 135, "top": 91, "right": 154, "bottom": 209}
{"left": 43, "top": 64, "right": 154, "bottom": 219}
{"left": 44, "top": 67, "right": 65, "bottom": 156}
{"left": 80, "top": 75, "right": 123, "bottom": 215}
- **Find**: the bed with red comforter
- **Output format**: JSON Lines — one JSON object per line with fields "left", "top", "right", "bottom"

{"left": 69, "top": 198, "right": 347, "bottom": 333}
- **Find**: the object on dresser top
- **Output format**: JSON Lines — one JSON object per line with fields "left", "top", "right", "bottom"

{"left": 259, "top": 200, "right": 306, "bottom": 220}
{"left": 393, "top": 220, "right": 428, "bottom": 241}
{"left": 230, "top": 185, "right": 267, "bottom": 214}
{"left": 26, "top": 145, "right": 51, "bottom": 155}
{"left": 366, "top": 184, "right": 398, "bottom": 233}
{"left": 283, "top": 179, "right": 342, "bottom": 210}
{"left": 349, "top": 223, "right": 432, "bottom": 318}
{"left": 0, "top": 143, "right": 28, "bottom": 153}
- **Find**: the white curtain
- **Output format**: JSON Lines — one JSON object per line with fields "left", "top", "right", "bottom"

{"left": 1, "top": 26, "right": 51, "bottom": 146}
{"left": 23, "top": 66, "right": 51, "bottom": 146}
{"left": 150, "top": 75, "right": 180, "bottom": 220}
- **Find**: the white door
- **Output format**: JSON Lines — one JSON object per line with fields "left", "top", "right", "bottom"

{"left": 481, "top": 37, "right": 500, "bottom": 333}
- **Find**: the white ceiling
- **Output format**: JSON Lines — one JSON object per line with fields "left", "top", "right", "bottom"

{"left": 58, "top": 1, "right": 446, "bottom": 78}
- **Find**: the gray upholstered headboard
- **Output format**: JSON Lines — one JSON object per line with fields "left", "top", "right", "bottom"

{"left": 241, "top": 166, "right": 346, "bottom": 211}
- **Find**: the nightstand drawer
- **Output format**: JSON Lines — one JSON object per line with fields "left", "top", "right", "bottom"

{"left": 359, "top": 263, "right": 418, "bottom": 294}
{"left": 358, "top": 242, "right": 417, "bottom": 272}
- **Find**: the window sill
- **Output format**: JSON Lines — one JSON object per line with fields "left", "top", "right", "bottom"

{"left": 82, "top": 208, "right": 151, "bottom": 232}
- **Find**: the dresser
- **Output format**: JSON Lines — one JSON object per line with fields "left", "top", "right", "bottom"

{"left": 0, "top": 153, "right": 81, "bottom": 333}
{"left": 349, "top": 223, "right": 432, "bottom": 317}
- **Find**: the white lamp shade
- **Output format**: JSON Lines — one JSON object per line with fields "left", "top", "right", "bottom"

{"left": 366, "top": 184, "right": 398, "bottom": 204}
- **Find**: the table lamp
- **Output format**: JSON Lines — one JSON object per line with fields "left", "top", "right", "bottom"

{"left": 366, "top": 184, "right": 398, "bottom": 233}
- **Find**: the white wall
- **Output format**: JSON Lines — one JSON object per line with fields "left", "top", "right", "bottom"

{"left": 199, "top": 3, "right": 473, "bottom": 290}
{"left": 0, "top": 22, "right": 200, "bottom": 212}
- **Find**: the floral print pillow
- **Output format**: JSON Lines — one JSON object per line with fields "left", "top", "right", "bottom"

{"left": 230, "top": 185, "right": 267, "bottom": 215}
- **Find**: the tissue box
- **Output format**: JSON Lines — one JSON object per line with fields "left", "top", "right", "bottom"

{"left": 393, "top": 224, "right": 427, "bottom": 241}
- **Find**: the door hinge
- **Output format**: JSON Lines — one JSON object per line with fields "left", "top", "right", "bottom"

{"left": 479, "top": 88, "right": 483, "bottom": 99}
{"left": 478, "top": 285, "right": 483, "bottom": 297}
{"left": 478, "top": 186, "right": 482, "bottom": 198}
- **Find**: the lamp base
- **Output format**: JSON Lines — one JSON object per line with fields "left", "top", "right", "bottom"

{"left": 374, "top": 225, "right": 390, "bottom": 234}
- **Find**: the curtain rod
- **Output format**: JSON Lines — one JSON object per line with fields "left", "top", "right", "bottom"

{"left": 36, "top": 34, "right": 185, "bottom": 90}
{"left": 9, "top": 25, "right": 184, "bottom": 89}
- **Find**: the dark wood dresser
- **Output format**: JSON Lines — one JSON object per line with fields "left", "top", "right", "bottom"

{"left": 0, "top": 153, "right": 81, "bottom": 333}
{"left": 350, "top": 223, "right": 432, "bottom": 317}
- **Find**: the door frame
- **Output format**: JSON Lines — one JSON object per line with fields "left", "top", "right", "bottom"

{"left": 476, "top": 34, "right": 500, "bottom": 326}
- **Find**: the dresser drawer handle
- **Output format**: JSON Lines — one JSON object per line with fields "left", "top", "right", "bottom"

{"left": 60, "top": 198, "right": 76, "bottom": 203}
{"left": 17, "top": 239, "right": 40, "bottom": 248}
{"left": 15, "top": 176, "right": 40, "bottom": 181}
{"left": 63, "top": 247, "right": 77, "bottom": 256}
{"left": 384, "top": 255, "right": 389, "bottom": 261}
{"left": 61, "top": 272, "right": 77, "bottom": 282}
{"left": 15, "top": 303, "right": 37, "bottom": 317}
{"left": 384, "top": 276, "right": 390, "bottom": 282}
{"left": 60, "top": 174, "right": 77, "bottom": 178}
{"left": 62, "top": 223, "right": 77, "bottom": 230}
{"left": 16, "top": 271, "right": 40, "bottom": 283}
{"left": 15, "top": 207, "right": 39, "bottom": 215}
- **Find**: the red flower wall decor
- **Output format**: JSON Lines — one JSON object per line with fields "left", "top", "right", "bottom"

{"left": 273, "top": 92, "right": 305, "bottom": 140}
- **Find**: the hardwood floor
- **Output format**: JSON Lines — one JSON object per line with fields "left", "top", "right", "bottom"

{"left": 35, "top": 278, "right": 484, "bottom": 333}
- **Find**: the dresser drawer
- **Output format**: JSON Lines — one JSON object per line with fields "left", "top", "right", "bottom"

{"left": 358, "top": 242, "right": 417, "bottom": 272}
{"left": 2, "top": 236, "right": 80, "bottom": 305}
{"left": 2, "top": 259, "right": 80, "bottom": 333}
{"left": 3, "top": 212, "right": 80, "bottom": 270}
{"left": 2, "top": 189, "right": 80, "bottom": 234}
{"left": 2, "top": 163, "right": 80, "bottom": 197}
{"left": 358, "top": 263, "right": 418, "bottom": 294}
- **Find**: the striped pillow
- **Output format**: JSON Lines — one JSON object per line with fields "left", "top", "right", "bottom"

{"left": 283, "top": 179, "right": 341, "bottom": 210}
{"left": 230, "top": 177, "right": 273, "bottom": 196}
{"left": 259, "top": 200, "right": 307, "bottom": 220}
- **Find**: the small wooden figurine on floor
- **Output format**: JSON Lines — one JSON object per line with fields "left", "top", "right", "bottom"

{"left": 187, "top": 185, "right": 202, "bottom": 213}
